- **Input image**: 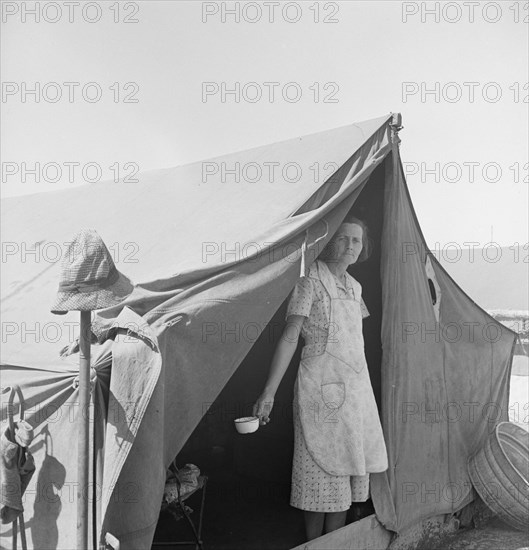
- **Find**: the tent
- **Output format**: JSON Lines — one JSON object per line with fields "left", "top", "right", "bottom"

{"left": 0, "top": 113, "right": 517, "bottom": 549}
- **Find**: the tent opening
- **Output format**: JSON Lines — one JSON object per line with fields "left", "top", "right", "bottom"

{"left": 428, "top": 280, "right": 437, "bottom": 305}
{"left": 153, "top": 161, "right": 388, "bottom": 549}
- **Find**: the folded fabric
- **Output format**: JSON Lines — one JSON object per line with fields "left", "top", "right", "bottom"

{"left": 163, "top": 464, "right": 201, "bottom": 504}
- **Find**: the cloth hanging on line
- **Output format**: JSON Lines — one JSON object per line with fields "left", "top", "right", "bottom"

{"left": 0, "top": 421, "right": 35, "bottom": 524}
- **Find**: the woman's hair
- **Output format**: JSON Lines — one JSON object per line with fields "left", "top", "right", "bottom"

{"left": 319, "top": 214, "right": 373, "bottom": 263}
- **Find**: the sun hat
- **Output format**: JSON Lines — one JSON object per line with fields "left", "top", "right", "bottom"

{"left": 51, "top": 229, "right": 134, "bottom": 314}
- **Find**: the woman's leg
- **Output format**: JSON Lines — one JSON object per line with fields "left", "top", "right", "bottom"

{"left": 324, "top": 510, "right": 347, "bottom": 534}
{"left": 304, "top": 511, "right": 325, "bottom": 540}
{"left": 350, "top": 474, "right": 371, "bottom": 522}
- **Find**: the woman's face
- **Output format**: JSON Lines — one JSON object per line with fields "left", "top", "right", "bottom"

{"left": 324, "top": 223, "right": 364, "bottom": 266}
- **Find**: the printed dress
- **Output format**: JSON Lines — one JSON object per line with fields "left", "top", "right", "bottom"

{"left": 287, "top": 260, "right": 387, "bottom": 512}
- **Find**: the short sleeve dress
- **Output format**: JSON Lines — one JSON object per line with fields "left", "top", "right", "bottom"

{"left": 286, "top": 269, "right": 371, "bottom": 512}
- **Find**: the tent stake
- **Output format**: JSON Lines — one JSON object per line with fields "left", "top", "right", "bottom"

{"left": 77, "top": 310, "right": 91, "bottom": 550}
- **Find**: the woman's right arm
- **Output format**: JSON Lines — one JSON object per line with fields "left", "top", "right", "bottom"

{"left": 253, "top": 314, "right": 305, "bottom": 425}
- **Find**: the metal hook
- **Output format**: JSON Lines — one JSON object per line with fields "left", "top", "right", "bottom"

{"left": 1, "top": 385, "right": 25, "bottom": 435}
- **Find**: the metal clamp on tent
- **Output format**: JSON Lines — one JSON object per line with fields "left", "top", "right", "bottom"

{"left": 390, "top": 112, "right": 403, "bottom": 131}
{"left": 389, "top": 112, "right": 403, "bottom": 147}
{"left": 71, "top": 367, "right": 98, "bottom": 391}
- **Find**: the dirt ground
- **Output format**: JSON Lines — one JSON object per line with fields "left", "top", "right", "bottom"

{"left": 431, "top": 518, "right": 528, "bottom": 550}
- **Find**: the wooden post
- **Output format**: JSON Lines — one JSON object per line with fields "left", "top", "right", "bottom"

{"left": 77, "top": 310, "right": 91, "bottom": 550}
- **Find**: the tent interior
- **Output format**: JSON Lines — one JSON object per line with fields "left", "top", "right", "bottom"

{"left": 153, "top": 161, "right": 387, "bottom": 549}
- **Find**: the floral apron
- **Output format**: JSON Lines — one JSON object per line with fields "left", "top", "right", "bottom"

{"left": 294, "top": 261, "right": 388, "bottom": 476}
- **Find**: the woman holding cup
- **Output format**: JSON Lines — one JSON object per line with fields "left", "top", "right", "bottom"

{"left": 253, "top": 215, "right": 388, "bottom": 541}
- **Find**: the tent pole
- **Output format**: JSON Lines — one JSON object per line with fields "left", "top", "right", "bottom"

{"left": 77, "top": 310, "right": 91, "bottom": 550}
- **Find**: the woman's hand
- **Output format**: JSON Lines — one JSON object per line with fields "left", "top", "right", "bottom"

{"left": 252, "top": 315, "right": 304, "bottom": 426}
{"left": 253, "top": 393, "right": 275, "bottom": 426}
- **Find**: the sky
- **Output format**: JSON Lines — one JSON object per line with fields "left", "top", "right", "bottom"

{"left": 1, "top": 0, "right": 528, "bottom": 248}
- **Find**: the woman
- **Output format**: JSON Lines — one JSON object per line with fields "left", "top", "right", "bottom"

{"left": 253, "top": 216, "right": 388, "bottom": 541}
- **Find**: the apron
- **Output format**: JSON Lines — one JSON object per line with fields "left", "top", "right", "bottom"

{"left": 294, "top": 261, "right": 388, "bottom": 476}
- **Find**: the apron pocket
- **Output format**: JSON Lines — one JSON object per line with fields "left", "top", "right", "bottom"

{"left": 321, "top": 382, "right": 345, "bottom": 410}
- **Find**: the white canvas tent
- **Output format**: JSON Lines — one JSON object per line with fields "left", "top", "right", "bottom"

{"left": 0, "top": 114, "right": 516, "bottom": 549}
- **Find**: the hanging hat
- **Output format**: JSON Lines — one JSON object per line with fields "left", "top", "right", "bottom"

{"left": 51, "top": 229, "right": 134, "bottom": 315}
